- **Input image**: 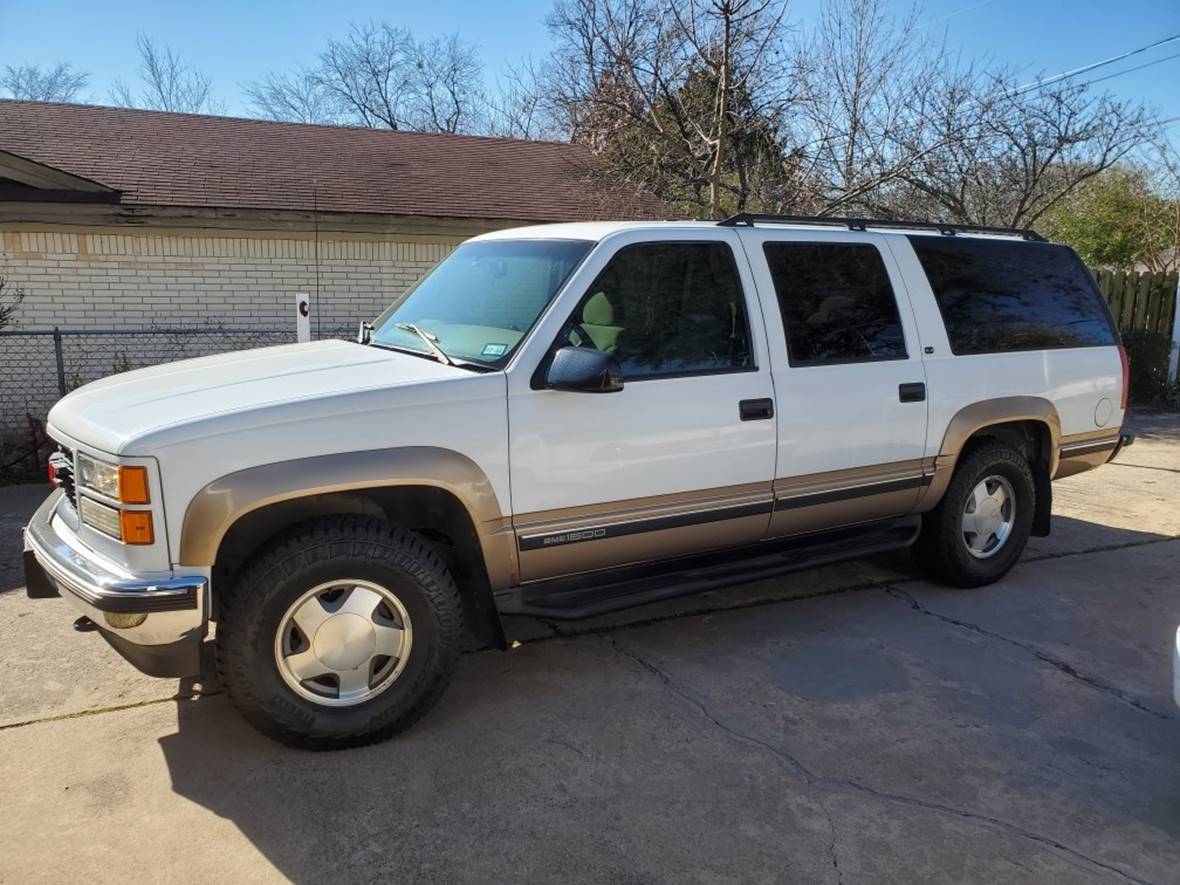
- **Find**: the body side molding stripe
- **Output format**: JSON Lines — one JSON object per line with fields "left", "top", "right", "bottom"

{"left": 774, "top": 474, "right": 931, "bottom": 511}
{"left": 1058, "top": 435, "right": 1120, "bottom": 457}
{"left": 518, "top": 468, "right": 935, "bottom": 552}
{"left": 518, "top": 500, "right": 773, "bottom": 551}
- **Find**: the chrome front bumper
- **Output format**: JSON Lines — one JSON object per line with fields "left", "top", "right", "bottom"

{"left": 22, "top": 490, "right": 207, "bottom": 677}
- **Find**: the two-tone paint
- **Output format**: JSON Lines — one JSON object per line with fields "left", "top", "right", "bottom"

{"left": 31, "top": 220, "right": 1128, "bottom": 678}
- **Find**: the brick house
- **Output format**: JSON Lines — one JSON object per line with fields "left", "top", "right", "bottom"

{"left": 0, "top": 100, "right": 659, "bottom": 428}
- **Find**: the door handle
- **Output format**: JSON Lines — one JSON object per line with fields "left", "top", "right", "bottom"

{"left": 898, "top": 383, "right": 926, "bottom": 403}
{"left": 739, "top": 398, "right": 775, "bottom": 421}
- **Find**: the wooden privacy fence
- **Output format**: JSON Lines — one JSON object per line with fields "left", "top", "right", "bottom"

{"left": 1091, "top": 268, "right": 1180, "bottom": 393}
{"left": 1091, "top": 268, "right": 1178, "bottom": 338}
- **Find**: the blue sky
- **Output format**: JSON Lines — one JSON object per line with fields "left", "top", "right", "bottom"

{"left": 1, "top": 0, "right": 1178, "bottom": 128}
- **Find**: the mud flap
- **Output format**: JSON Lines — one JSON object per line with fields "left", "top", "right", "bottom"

{"left": 1032, "top": 467, "right": 1052, "bottom": 537}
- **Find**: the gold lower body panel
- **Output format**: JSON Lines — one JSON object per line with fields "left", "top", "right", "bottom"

{"left": 768, "top": 459, "right": 934, "bottom": 538}
{"left": 512, "top": 460, "right": 936, "bottom": 583}
{"left": 513, "top": 483, "right": 772, "bottom": 582}
{"left": 1054, "top": 429, "right": 1121, "bottom": 480}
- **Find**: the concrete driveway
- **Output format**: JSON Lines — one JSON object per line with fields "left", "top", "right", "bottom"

{"left": 2, "top": 414, "right": 1179, "bottom": 883}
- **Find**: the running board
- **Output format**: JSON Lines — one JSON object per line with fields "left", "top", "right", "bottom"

{"left": 495, "top": 516, "right": 920, "bottom": 619}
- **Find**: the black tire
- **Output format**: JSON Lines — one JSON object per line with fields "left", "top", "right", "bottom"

{"left": 914, "top": 442, "right": 1035, "bottom": 588}
{"left": 215, "top": 515, "right": 463, "bottom": 750}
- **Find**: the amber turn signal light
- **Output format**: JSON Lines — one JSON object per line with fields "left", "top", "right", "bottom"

{"left": 118, "top": 466, "right": 150, "bottom": 504}
{"left": 120, "top": 510, "right": 154, "bottom": 545}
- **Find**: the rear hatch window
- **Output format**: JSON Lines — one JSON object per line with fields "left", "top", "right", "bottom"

{"left": 907, "top": 236, "right": 1117, "bottom": 355}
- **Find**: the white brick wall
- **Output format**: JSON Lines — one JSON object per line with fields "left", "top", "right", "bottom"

{"left": 0, "top": 226, "right": 465, "bottom": 431}
{"left": 1, "top": 228, "right": 456, "bottom": 329}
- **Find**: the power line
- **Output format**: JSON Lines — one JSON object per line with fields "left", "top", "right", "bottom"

{"left": 1081, "top": 49, "right": 1180, "bottom": 88}
{"left": 1011, "top": 33, "right": 1180, "bottom": 95}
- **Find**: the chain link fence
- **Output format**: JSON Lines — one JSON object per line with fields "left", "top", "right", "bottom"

{"left": 1, "top": 324, "right": 355, "bottom": 475}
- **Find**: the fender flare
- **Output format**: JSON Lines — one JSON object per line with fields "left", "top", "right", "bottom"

{"left": 923, "top": 396, "right": 1061, "bottom": 512}
{"left": 178, "top": 446, "right": 517, "bottom": 590}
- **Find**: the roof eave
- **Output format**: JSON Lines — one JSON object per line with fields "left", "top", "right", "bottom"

{"left": 0, "top": 200, "right": 568, "bottom": 239}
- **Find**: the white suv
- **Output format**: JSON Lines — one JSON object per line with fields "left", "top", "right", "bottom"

{"left": 23, "top": 215, "right": 1133, "bottom": 748}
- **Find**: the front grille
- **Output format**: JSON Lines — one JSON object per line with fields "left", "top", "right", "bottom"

{"left": 49, "top": 443, "right": 78, "bottom": 510}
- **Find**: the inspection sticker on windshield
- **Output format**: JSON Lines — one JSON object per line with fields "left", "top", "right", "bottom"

{"left": 481, "top": 343, "right": 509, "bottom": 357}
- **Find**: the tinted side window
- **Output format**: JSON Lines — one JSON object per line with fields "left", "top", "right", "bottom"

{"left": 567, "top": 242, "right": 753, "bottom": 378}
{"left": 762, "top": 242, "right": 907, "bottom": 366}
{"left": 908, "top": 237, "right": 1117, "bottom": 355}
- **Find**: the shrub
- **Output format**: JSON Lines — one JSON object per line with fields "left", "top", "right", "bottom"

{"left": 1122, "top": 330, "right": 1173, "bottom": 405}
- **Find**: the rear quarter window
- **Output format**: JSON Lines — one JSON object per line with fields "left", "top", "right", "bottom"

{"left": 907, "top": 237, "right": 1117, "bottom": 355}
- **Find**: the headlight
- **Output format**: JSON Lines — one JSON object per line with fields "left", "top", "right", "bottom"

{"left": 75, "top": 453, "right": 155, "bottom": 545}
{"left": 77, "top": 453, "right": 119, "bottom": 498}
{"left": 76, "top": 453, "right": 150, "bottom": 504}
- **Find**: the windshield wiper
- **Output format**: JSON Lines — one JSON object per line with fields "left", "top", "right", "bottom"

{"left": 394, "top": 323, "right": 454, "bottom": 366}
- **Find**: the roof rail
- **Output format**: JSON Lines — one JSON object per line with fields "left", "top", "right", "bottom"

{"left": 717, "top": 212, "right": 1046, "bottom": 242}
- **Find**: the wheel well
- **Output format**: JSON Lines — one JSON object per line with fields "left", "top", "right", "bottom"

{"left": 959, "top": 420, "right": 1053, "bottom": 536}
{"left": 211, "top": 486, "right": 506, "bottom": 649}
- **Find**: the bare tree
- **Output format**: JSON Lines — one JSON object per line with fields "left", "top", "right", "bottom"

{"left": 244, "top": 70, "right": 339, "bottom": 124}
{"left": 246, "top": 23, "right": 486, "bottom": 133}
{"left": 111, "top": 35, "right": 223, "bottom": 114}
{"left": 899, "top": 73, "right": 1154, "bottom": 227}
{"left": 544, "top": 0, "right": 795, "bottom": 217}
{"left": 1, "top": 63, "right": 89, "bottom": 102}
{"left": 789, "top": 0, "right": 946, "bottom": 216}
{"left": 1138, "top": 139, "right": 1180, "bottom": 273}
{"left": 315, "top": 22, "right": 419, "bottom": 129}
{"left": 415, "top": 34, "right": 487, "bottom": 133}
{"left": 488, "top": 59, "right": 561, "bottom": 140}
{"left": 787, "top": 0, "right": 1155, "bottom": 227}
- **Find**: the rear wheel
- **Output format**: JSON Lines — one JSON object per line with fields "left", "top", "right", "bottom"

{"left": 915, "top": 442, "right": 1035, "bottom": 587}
{"left": 216, "top": 516, "right": 463, "bottom": 750}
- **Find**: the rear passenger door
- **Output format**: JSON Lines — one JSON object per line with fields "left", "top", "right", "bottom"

{"left": 738, "top": 231, "right": 931, "bottom": 537}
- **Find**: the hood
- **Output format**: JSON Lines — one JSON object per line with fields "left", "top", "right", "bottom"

{"left": 48, "top": 339, "right": 472, "bottom": 454}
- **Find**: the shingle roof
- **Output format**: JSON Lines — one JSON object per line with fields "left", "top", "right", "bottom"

{"left": 0, "top": 100, "right": 663, "bottom": 222}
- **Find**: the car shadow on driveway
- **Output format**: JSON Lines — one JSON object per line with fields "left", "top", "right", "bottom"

{"left": 1126, "top": 410, "right": 1180, "bottom": 443}
{"left": 154, "top": 514, "right": 1180, "bottom": 884}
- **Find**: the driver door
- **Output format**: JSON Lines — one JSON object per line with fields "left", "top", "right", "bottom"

{"left": 506, "top": 231, "right": 778, "bottom": 582}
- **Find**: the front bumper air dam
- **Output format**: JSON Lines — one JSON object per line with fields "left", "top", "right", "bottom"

{"left": 22, "top": 490, "right": 207, "bottom": 677}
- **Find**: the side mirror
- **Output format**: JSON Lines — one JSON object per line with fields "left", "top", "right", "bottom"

{"left": 545, "top": 346, "right": 624, "bottom": 393}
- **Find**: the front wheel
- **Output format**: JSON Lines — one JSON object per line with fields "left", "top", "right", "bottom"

{"left": 215, "top": 516, "right": 463, "bottom": 750}
{"left": 914, "top": 442, "right": 1035, "bottom": 588}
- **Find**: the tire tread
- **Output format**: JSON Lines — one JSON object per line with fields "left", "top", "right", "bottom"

{"left": 215, "top": 515, "right": 463, "bottom": 750}
{"left": 915, "top": 442, "right": 1035, "bottom": 588}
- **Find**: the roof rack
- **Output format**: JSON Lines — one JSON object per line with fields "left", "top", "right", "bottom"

{"left": 717, "top": 212, "right": 1046, "bottom": 242}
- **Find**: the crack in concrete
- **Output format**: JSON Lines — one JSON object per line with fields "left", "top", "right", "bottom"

{"left": 1108, "top": 461, "right": 1180, "bottom": 475}
{"left": 885, "top": 587, "right": 1174, "bottom": 722}
{"left": 821, "top": 799, "right": 844, "bottom": 885}
{"left": 1023, "top": 534, "right": 1180, "bottom": 563}
{"left": 604, "top": 635, "right": 1149, "bottom": 885}
{"left": 603, "top": 635, "right": 844, "bottom": 884}
{"left": 0, "top": 688, "right": 222, "bottom": 732}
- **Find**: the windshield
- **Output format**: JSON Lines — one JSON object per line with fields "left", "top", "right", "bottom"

{"left": 371, "top": 239, "right": 593, "bottom": 367}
